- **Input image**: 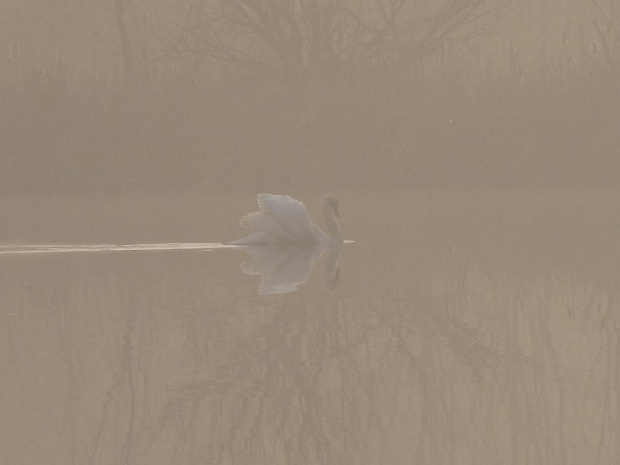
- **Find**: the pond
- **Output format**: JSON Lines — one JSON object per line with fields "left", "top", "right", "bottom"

{"left": 1, "top": 190, "right": 619, "bottom": 464}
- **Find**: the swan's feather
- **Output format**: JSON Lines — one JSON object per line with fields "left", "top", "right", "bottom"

{"left": 237, "top": 211, "right": 298, "bottom": 243}
{"left": 231, "top": 194, "right": 327, "bottom": 245}
{"left": 256, "top": 194, "right": 325, "bottom": 242}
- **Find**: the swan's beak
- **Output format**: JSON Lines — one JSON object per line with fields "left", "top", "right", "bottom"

{"left": 334, "top": 205, "right": 340, "bottom": 218}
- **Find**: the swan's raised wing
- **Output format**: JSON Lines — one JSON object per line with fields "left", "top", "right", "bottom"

{"left": 231, "top": 193, "right": 327, "bottom": 245}
{"left": 256, "top": 194, "right": 325, "bottom": 242}
{"left": 236, "top": 212, "right": 299, "bottom": 243}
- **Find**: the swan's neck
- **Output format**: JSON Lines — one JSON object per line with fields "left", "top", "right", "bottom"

{"left": 322, "top": 206, "right": 342, "bottom": 242}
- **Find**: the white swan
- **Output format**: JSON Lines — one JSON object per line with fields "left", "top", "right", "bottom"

{"left": 231, "top": 193, "right": 343, "bottom": 245}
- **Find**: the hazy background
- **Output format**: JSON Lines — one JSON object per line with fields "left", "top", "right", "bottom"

{"left": 3, "top": 4, "right": 620, "bottom": 463}
{"left": 1, "top": 0, "right": 618, "bottom": 194}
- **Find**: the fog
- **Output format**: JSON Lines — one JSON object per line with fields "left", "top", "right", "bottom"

{"left": 1, "top": 2, "right": 620, "bottom": 465}
{"left": 1, "top": 0, "right": 618, "bottom": 192}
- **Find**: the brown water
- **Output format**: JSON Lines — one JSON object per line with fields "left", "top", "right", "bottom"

{"left": 2, "top": 190, "right": 620, "bottom": 465}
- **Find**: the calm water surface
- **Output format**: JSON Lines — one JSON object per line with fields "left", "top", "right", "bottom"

{"left": 2, "top": 190, "right": 620, "bottom": 465}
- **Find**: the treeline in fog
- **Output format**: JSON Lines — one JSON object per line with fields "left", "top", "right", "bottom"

{"left": 0, "top": 0, "right": 619, "bottom": 193}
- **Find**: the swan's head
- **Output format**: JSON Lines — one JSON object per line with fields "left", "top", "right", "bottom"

{"left": 322, "top": 193, "right": 339, "bottom": 218}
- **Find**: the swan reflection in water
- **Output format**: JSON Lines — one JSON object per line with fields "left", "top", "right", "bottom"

{"left": 231, "top": 193, "right": 345, "bottom": 294}
{"left": 238, "top": 242, "right": 342, "bottom": 295}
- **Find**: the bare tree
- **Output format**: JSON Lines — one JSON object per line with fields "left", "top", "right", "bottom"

{"left": 591, "top": 0, "right": 619, "bottom": 68}
{"left": 171, "top": 0, "right": 504, "bottom": 72}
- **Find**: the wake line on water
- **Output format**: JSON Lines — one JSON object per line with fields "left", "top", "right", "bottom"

{"left": 0, "top": 243, "right": 237, "bottom": 255}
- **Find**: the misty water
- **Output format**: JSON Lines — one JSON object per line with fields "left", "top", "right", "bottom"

{"left": 2, "top": 190, "right": 620, "bottom": 465}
